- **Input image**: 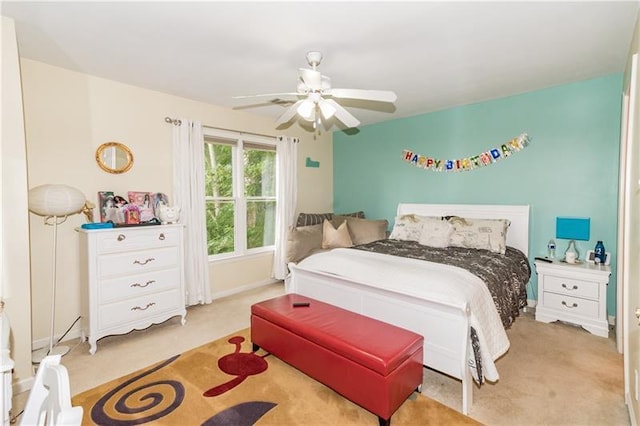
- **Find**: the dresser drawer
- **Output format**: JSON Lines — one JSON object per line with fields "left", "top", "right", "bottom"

{"left": 98, "top": 247, "right": 178, "bottom": 277}
{"left": 542, "top": 292, "right": 599, "bottom": 319}
{"left": 97, "top": 227, "right": 180, "bottom": 254}
{"left": 99, "top": 268, "right": 180, "bottom": 304}
{"left": 98, "top": 289, "right": 182, "bottom": 329}
{"left": 543, "top": 275, "right": 599, "bottom": 299}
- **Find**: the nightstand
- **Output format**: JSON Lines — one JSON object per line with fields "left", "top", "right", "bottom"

{"left": 534, "top": 259, "right": 611, "bottom": 337}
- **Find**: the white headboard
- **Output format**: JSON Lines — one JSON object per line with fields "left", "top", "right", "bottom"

{"left": 396, "top": 203, "right": 530, "bottom": 256}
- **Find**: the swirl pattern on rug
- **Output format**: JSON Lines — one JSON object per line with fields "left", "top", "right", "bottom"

{"left": 91, "top": 355, "right": 185, "bottom": 425}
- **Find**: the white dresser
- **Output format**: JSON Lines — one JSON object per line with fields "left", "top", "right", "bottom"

{"left": 534, "top": 260, "right": 611, "bottom": 337}
{"left": 78, "top": 225, "right": 186, "bottom": 354}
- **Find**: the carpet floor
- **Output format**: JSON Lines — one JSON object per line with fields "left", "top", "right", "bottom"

{"left": 72, "top": 328, "right": 478, "bottom": 425}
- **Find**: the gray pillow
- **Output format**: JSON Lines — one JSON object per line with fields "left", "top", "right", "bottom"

{"left": 296, "top": 211, "right": 365, "bottom": 227}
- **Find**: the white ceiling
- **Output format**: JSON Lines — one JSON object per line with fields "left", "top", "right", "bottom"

{"left": 2, "top": 1, "right": 638, "bottom": 129}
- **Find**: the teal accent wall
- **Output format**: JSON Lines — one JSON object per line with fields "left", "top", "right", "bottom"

{"left": 334, "top": 74, "right": 622, "bottom": 316}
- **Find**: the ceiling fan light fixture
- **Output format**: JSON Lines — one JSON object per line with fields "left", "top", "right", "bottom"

{"left": 297, "top": 99, "right": 315, "bottom": 121}
{"left": 318, "top": 99, "right": 336, "bottom": 119}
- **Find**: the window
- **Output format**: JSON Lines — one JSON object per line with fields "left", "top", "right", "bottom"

{"left": 204, "top": 129, "right": 277, "bottom": 258}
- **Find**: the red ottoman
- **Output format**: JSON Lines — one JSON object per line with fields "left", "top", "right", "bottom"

{"left": 251, "top": 294, "right": 423, "bottom": 426}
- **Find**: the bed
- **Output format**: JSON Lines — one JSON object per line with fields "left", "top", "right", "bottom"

{"left": 286, "top": 203, "right": 531, "bottom": 415}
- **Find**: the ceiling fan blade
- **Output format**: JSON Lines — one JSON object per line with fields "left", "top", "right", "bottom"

{"left": 299, "top": 68, "right": 322, "bottom": 90}
{"left": 275, "top": 100, "right": 305, "bottom": 126}
{"left": 232, "top": 92, "right": 300, "bottom": 100}
{"left": 328, "top": 89, "right": 397, "bottom": 103}
{"left": 324, "top": 99, "right": 360, "bottom": 128}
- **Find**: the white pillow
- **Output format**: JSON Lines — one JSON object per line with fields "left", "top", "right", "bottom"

{"left": 322, "top": 219, "right": 353, "bottom": 249}
{"left": 389, "top": 214, "right": 441, "bottom": 242}
{"left": 418, "top": 218, "right": 454, "bottom": 248}
{"left": 448, "top": 217, "right": 510, "bottom": 254}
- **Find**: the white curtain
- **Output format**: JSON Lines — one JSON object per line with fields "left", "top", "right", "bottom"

{"left": 172, "top": 119, "right": 212, "bottom": 305}
{"left": 272, "top": 136, "right": 299, "bottom": 280}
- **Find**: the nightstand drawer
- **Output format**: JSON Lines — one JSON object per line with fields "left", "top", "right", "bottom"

{"left": 543, "top": 292, "right": 599, "bottom": 318}
{"left": 543, "top": 276, "right": 599, "bottom": 299}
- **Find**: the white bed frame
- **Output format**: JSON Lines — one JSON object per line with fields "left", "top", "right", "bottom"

{"left": 286, "top": 203, "right": 530, "bottom": 414}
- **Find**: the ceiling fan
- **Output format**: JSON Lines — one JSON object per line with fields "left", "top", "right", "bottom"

{"left": 233, "top": 51, "right": 397, "bottom": 129}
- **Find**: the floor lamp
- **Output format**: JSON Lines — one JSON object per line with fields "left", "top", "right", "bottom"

{"left": 28, "top": 184, "right": 86, "bottom": 364}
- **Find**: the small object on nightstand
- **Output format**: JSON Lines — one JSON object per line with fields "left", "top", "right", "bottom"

{"left": 534, "top": 257, "right": 553, "bottom": 263}
{"left": 547, "top": 239, "right": 556, "bottom": 259}
{"left": 594, "top": 240, "right": 606, "bottom": 263}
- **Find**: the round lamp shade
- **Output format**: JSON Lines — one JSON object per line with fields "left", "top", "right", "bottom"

{"left": 28, "top": 184, "right": 86, "bottom": 217}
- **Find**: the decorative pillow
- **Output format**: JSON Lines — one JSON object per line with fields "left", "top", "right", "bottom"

{"left": 389, "top": 214, "right": 442, "bottom": 241}
{"left": 322, "top": 219, "right": 353, "bottom": 249}
{"left": 418, "top": 218, "right": 454, "bottom": 248}
{"left": 448, "top": 217, "right": 510, "bottom": 254}
{"left": 286, "top": 224, "right": 324, "bottom": 263}
{"left": 332, "top": 215, "right": 389, "bottom": 245}
{"left": 296, "top": 212, "right": 334, "bottom": 227}
{"left": 296, "top": 211, "right": 365, "bottom": 227}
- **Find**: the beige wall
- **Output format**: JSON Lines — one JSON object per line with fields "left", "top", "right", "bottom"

{"left": 19, "top": 59, "right": 333, "bottom": 355}
{"left": 1, "top": 17, "right": 33, "bottom": 391}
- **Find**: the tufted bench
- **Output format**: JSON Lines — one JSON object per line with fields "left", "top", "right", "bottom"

{"left": 251, "top": 294, "right": 423, "bottom": 426}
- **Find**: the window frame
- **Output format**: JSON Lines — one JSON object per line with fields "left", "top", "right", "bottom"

{"left": 203, "top": 127, "right": 277, "bottom": 261}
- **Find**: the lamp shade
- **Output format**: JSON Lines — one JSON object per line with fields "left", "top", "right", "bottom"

{"left": 556, "top": 217, "right": 590, "bottom": 241}
{"left": 28, "top": 184, "right": 86, "bottom": 217}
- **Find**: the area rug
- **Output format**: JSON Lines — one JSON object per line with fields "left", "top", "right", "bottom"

{"left": 72, "top": 328, "right": 480, "bottom": 425}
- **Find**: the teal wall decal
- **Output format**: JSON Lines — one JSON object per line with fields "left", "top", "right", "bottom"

{"left": 305, "top": 157, "right": 320, "bottom": 168}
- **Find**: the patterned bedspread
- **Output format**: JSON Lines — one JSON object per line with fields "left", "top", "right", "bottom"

{"left": 352, "top": 240, "right": 531, "bottom": 328}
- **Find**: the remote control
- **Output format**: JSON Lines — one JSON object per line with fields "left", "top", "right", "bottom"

{"left": 534, "top": 257, "right": 553, "bottom": 263}
{"left": 292, "top": 302, "right": 310, "bottom": 307}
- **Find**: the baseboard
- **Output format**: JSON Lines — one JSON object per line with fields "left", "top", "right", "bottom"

{"left": 211, "top": 278, "right": 282, "bottom": 300}
{"left": 31, "top": 325, "right": 83, "bottom": 351}
{"left": 12, "top": 375, "right": 34, "bottom": 396}
{"left": 608, "top": 315, "right": 616, "bottom": 326}
{"left": 625, "top": 391, "right": 638, "bottom": 426}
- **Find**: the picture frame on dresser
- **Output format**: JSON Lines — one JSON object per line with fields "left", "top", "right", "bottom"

{"left": 585, "top": 250, "right": 611, "bottom": 265}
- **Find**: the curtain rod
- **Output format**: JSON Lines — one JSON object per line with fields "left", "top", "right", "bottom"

{"left": 164, "top": 116, "right": 277, "bottom": 140}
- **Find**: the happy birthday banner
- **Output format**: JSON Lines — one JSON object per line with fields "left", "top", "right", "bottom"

{"left": 402, "top": 133, "right": 531, "bottom": 172}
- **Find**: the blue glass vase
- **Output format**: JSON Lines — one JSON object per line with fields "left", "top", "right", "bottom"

{"left": 594, "top": 240, "right": 606, "bottom": 264}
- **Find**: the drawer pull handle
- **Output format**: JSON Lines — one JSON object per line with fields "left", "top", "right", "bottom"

{"left": 561, "top": 283, "right": 579, "bottom": 291}
{"left": 117, "top": 234, "right": 126, "bottom": 241}
{"left": 133, "top": 257, "right": 155, "bottom": 265}
{"left": 159, "top": 233, "right": 165, "bottom": 241}
{"left": 561, "top": 301, "right": 578, "bottom": 309}
{"left": 131, "top": 302, "right": 155, "bottom": 311}
{"left": 131, "top": 280, "right": 156, "bottom": 288}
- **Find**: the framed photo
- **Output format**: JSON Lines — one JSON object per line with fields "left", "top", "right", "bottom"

{"left": 98, "top": 191, "right": 114, "bottom": 222}
{"left": 151, "top": 192, "right": 169, "bottom": 212}
{"left": 585, "top": 250, "right": 610, "bottom": 265}
{"left": 128, "top": 191, "right": 154, "bottom": 222}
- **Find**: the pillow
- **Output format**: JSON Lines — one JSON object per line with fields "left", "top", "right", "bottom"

{"left": 418, "top": 217, "right": 454, "bottom": 248}
{"left": 322, "top": 219, "right": 353, "bottom": 249}
{"left": 389, "top": 214, "right": 442, "bottom": 241}
{"left": 448, "top": 216, "right": 510, "bottom": 254}
{"left": 286, "top": 224, "right": 323, "bottom": 263}
{"left": 296, "top": 212, "right": 333, "bottom": 227}
{"left": 296, "top": 211, "right": 365, "bottom": 227}
{"left": 332, "top": 215, "right": 388, "bottom": 245}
